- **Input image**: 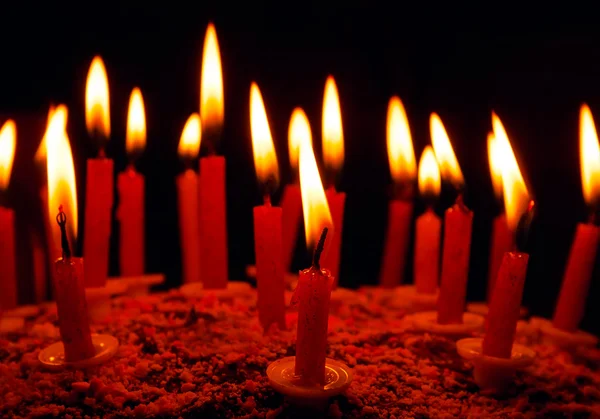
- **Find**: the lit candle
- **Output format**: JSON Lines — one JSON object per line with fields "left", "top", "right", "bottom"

{"left": 84, "top": 56, "right": 113, "bottom": 288}
{"left": 321, "top": 76, "right": 346, "bottom": 287}
{"left": 177, "top": 114, "right": 202, "bottom": 284}
{"left": 199, "top": 23, "right": 228, "bottom": 289}
{"left": 414, "top": 146, "right": 441, "bottom": 294}
{"left": 0, "top": 120, "right": 17, "bottom": 311}
{"left": 250, "top": 82, "right": 285, "bottom": 331}
{"left": 482, "top": 113, "right": 533, "bottom": 359}
{"left": 380, "top": 97, "right": 416, "bottom": 288}
{"left": 117, "top": 87, "right": 146, "bottom": 276}
{"left": 552, "top": 104, "right": 600, "bottom": 332}
{"left": 431, "top": 113, "right": 474, "bottom": 325}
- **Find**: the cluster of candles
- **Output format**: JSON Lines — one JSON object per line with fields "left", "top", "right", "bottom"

{"left": 0, "top": 23, "right": 598, "bottom": 388}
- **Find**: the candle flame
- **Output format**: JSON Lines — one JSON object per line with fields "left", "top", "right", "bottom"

{"left": 492, "top": 112, "right": 530, "bottom": 231}
{"left": 178, "top": 113, "right": 202, "bottom": 160}
{"left": 288, "top": 108, "right": 312, "bottom": 172}
{"left": 36, "top": 105, "right": 69, "bottom": 165}
{"left": 487, "top": 132, "right": 503, "bottom": 201}
{"left": 579, "top": 104, "right": 600, "bottom": 209}
{"left": 126, "top": 87, "right": 147, "bottom": 156}
{"left": 418, "top": 145, "right": 441, "bottom": 201}
{"left": 386, "top": 96, "right": 416, "bottom": 184}
{"left": 250, "top": 82, "right": 279, "bottom": 191}
{"left": 430, "top": 113, "right": 464, "bottom": 189}
{"left": 322, "top": 75, "right": 344, "bottom": 174}
{"left": 200, "top": 23, "right": 224, "bottom": 139}
{"left": 0, "top": 120, "right": 16, "bottom": 191}
{"left": 85, "top": 56, "right": 110, "bottom": 140}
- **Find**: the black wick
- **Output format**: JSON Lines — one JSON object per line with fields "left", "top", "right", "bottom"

{"left": 56, "top": 205, "right": 71, "bottom": 259}
{"left": 312, "top": 227, "right": 328, "bottom": 271}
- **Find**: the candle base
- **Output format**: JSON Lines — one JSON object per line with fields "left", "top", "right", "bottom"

{"left": 107, "top": 274, "right": 165, "bottom": 297}
{"left": 533, "top": 317, "right": 598, "bottom": 349}
{"left": 407, "top": 311, "right": 485, "bottom": 339}
{"left": 0, "top": 316, "right": 25, "bottom": 334}
{"left": 180, "top": 281, "right": 252, "bottom": 300}
{"left": 266, "top": 356, "right": 353, "bottom": 407}
{"left": 2, "top": 305, "right": 41, "bottom": 319}
{"left": 38, "top": 333, "right": 119, "bottom": 370}
{"left": 406, "top": 287, "right": 439, "bottom": 312}
{"left": 467, "top": 302, "right": 528, "bottom": 319}
{"left": 456, "top": 337, "right": 536, "bottom": 393}
{"left": 245, "top": 265, "right": 298, "bottom": 290}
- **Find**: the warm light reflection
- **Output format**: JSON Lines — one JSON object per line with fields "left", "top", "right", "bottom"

{"left": 200, "top": 23, "right": 224, "bottom": 136}
{"left": 250, "top": 82, "right": 279, "bottom": 190}
{"left": 288, "top": 108, "right": 312, "bottom": 172}
{"left": 85, "top": 56, "right": 110, "bottom": 139}
{"left": 387, "top": 96, "right": 416, "bottom": 184}
{"left": 36, "top": 105, "right": 69, "bottom": 164}
{"left": 126, "top": 87, "right": 147, "bottom": 156}
{"left": 579, "top": 104, "right": 600, "bottom": 208}
{"left": 487, "top": 132, "right": 503, "bottom": 201}
{"left": 430, "top": 113, "right": 464, "bottom": 189}
{"left": 322, "top": 76, "right": 344, "bottom": 173}
{"left": 492, "top": 112, "right": 530, "bottom": 231}
{"left": 0, "top": 120, "right": 16, "bottom": 190}
{"left": 417, "top": 146, "right": 441, "bottom": 200}
{"left": 178, "top": 113, "right": 202, "bottom": 160}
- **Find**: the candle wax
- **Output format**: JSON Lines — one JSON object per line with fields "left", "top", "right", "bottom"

{"left": 0, "top": 206, "right": 17, "bottom": 310}
{"left": 437, "top": 204, "right": 473, "bottom": 324}
{"left": 83, "top": 158, "right": 114, "bottom": 288}
{"left": 280, "top": 184, "right": 302, "bottom": 272}
{"left": 253, "top": 205, "right": 285, "bottom": 331}
{"left": 552, "top": 222, "right": 600, "bottom": 332}
{"left": 414, "top": 209, "right": 441, "bottom": 294}
{"left": 117, "top": 168, "right": 145, "bottom": 276}
{"left": 482, "top": 252, "right": 529, "bottom": 359}
{"left": 324, "top": 188, "right": 345, "bottom": 288}
{"left": 380, "top": 200, "right": 413, "bottom": 288}
{"left": 177, "top": 169, "right": 201, "bottom": 284}
{"left": 487, "top": 214, "right": 513, "bottom": 302}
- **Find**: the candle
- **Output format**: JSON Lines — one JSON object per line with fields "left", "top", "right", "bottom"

{"left": 177, "top": 114, "right": 202, "bottom": 284}
{"left": 294, "top": 117, "right": 334, "bottom": 386}
{"left": 321, "top": 76, "right": 346, "bottom": 287}
{"left": 553, "top": 104, "right": 600, "bottom": 332}
{"left": 0, "top": 120, "right": 17, "bottom": 311}
{"left": 198, "top": 23, "right": 228, "bottom": 289}
{"left": 380, "top": 97, "right": 416, "bottom": 288}
{"left": 117, "top": 87, "right": 146, "bottom": 276}
{"left": 83, "top": 56, "right": 113, "bottom": 288}
{"left": 250, "top": 82, "right": 285, "bottom": 331}
{"left": 483, "top": 113, "right": 533, "bottom": 358}
{"left": 431, "top": 113, "right": 474, "bottom": 325}
{"left": 414, "top": 146, "right": 441, "bottom": 294}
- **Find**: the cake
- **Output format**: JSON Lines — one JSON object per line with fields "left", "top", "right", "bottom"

{"left": 1, "top": 287, "right": 599, "bottom": 418}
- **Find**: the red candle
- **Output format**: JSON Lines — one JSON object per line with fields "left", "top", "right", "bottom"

{"left": 280, "top": 184, "right": 302, "bottom": 272}
{"left": 380, "top": 201, "right": 413, "bottom": 288}
{"left": 0, "top": 120, "right": 17, "bottom": 311}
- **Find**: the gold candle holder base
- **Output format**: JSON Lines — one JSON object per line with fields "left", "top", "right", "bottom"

{"left": 407, "top": 311, "right": 485, "bottom": 339}
{"left": 38, "top": 334, "right": 119, "bottom": 370}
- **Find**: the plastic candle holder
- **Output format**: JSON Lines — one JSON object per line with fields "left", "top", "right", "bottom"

{"left": 0, "top": 317, "right": 25, "bottom": 334}
{"left": 407, "top": 311, "right": 485, "bottom": 339}
{"left": 107, "top": 273, "right": 165, "bottom": 297}
{"left": 405, "top": 286, "right": 440, "bottom": 312}
{"left": 39, "top": 334, "right": 119, "bottom": 370}
{"left": 531, "top": 317, "right": 598, "bottom": 349}
{"left": 2, "top": 305, "right": 42, "bottom": 319}
{"left": 466, "top": 302, "right": 528, "bottom": 319}
{"left": 179, "top": 281, "right": 252, "bottom": 300}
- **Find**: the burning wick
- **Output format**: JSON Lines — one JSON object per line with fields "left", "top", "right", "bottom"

{"left": 56, "top": 205, "right": 71, "bottom": 260}
{"left": 455, "top": 191, "right": 469, "bottom": 213}
{"left": 515, "top": 200, "right": 536, "bottom": 252}
{"left": 312, "top": 227, "right": 328, "bottom": 271}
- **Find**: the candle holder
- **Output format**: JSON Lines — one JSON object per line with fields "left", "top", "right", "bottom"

{"left": 406, "top": 311, "right": 485, "bottom": 339}
{"left": 403, "top": 287, "right": 439, "bottom": 312}
{"left": 85, "top": 287, "right": 120, "bottom": 322}
{"left": 530, "top": 317, "right": 598, "bottom": 350}
{"left": 38, "top": 333, "right": 119, "bottom": 370}
{"left": 107, "top": 273, "right": 165, "bottom": 297}
{"left": 2, "top": 305, "right": 42, "bottom": 319}
{"left": 467, "top": 302, "right": 528, "bottom": 319}
{"left": 0, "top": 316, "right": 25, "bottom": 334}
{"left": 456, "top": 337, "right": 536, "bottom": 392}
{"left": 179, "top": 281, "right": 252, "bottom": 300}
{"left": 267, "top": 356, "right": 353, "bottom": 408}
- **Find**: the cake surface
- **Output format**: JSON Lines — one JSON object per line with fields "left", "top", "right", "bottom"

{"left": 1, "top": 288, "right": 599, "bottom": 418}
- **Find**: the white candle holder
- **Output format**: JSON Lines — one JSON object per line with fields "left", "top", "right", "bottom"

{"left": 107, "top": 273, "right": 165, "bottom": 297}
{"left": 38, "top": 333, "right": 119, "bottom": 370}
{"left": 467, "top": 302, "right": 528, "bottom": 318}
{"left": 531, "top": 317, "right": 598, "bottom": 350}
{"left": 85, "top": 287, "right": 116, "bottom": 322}
{"left": 406, "top": 311, "right": 485, "bottom": 339}
{"left": 405, "top": 286, "right": 439, "bottom": 312}
{"left": 2, "top": 305, "right": 41, "bottom": 319}
{"left": 0, "top": 316, "right": 25, "bottom": 334}
{"left": 179, "top": 281, "right": 252, "bottom": 300}
{"left": 456, "top": 337, "right": 536, "bottom": 392}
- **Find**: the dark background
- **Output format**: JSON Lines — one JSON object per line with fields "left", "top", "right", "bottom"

{"left": 1, "top": 5, "right": 599, "bottom": 334}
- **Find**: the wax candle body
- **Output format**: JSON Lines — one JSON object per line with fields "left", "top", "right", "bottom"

{"left": 53, "top": 257, "right": 95, "bottom": 362}
{"left": 253, "top": 205, "right": 285, "bottom": 330}
{"left": 380, "top": 200, "right": 413, "bottom": 288}
{"left": 32, "top": 230, "right": 48, "bottom": 303}
{"left": 552, "top": 223, "right": 600, "bottom": 332}
{"left": 281, "top": 184, "right": 302, "bottom": 272}
{"left": 414, "top": 209, "right": 441, "bottom": 294}
{"left": 84, "top": 158, "right": 114, "bottom": 288}
{"left": 117, "top": 168, "right": 145, "bottom": 276}
{"left": 295, "top": 267, "right": 333, "bottom": 386}
{"left": 177, "top": 169, "right": 201, "bottom": 284}
{"left": 0, "top": 207, "right": 17, "bottom": 310}
{"left": 487, "top": 214, "right": 512, "bottom": 301}
{"left": 437, "top": 205, "right": 473, "bottom": 324}
{"left": 199, "top": 156, "right": 228, "bottom": 289}
{"left": 482, "top": 252, "right": 529, "bottom": 359}
{"left": 324, "top": 188, "right": 345, "bottom": 287}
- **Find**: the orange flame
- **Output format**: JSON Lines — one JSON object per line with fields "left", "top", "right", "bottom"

{"left": 0, "top": 120, "right": 16, "bottom": 191}
{"left": 387, "top": 96, "right": 416, "bottom": 184}
{"left": 178, "top": 113, "right": 202, "bottom": 160}
{"left": 85, "top": 56, "right": 110, "bottom": 140}
{"left": 250, "top": 82, "right": 279, "bottom": 191}
{"left": 417, "top": 145, "right": 441, "bottom": 200}
{"left": 288, "top": 108, "right": 312, "bottom": 172}
{"left": 126, "top": 87, "right": 147, "bottom": 156}
{"left": 430, "top": 113, "right": 464, "bottom": 189}
{"left": 487, "top": 132, "right": 503, "bottom": 201}
{"left": 200, "top": 23, "right": 224, "bottom": 138}
{"left": 322, "top": 75, "right": 344, "bottom": 174}
{"left": 579, "top": 104, "right": 600, "bottom": 208}
{"left": 36, "top": 105, "right": 68, "bottom": 165}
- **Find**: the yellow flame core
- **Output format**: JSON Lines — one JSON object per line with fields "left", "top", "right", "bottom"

{"left": 126, "top": 87, "right": 147, "bottom": 156}
{"left": 0, "top": 120, "right": 16, "bottom": 190}
{"left": 178, "top": 113, "right": 202, "bottom": 160}
{"left": 37, "top": 106, "right": 68, "bottom": 165}
{"left": 250, "top": 82, "right": 279, "bottom": 190}
{"left": 487, "top": 132, "right": 503, "bottom": 201}
{"left": 430, "top": 113, "right": 464, "bottom": 189}
{"left": 288, "top": 108, "right": 312, "bottom": 172}
{"left": 85, "top": 56, "right": 110, "bottom": 139}
{"left": 200, "top": 23, "right": 224, "bottom": 136}
{"left": 322, "top": 76, "right": 344, "bottom": 173}
{"left": 579, "top": 104, "right": 600, "bottom": 208}
{"left": 492, "top": 112, "right": 530, "bottom": 231}
{"left": 387, "top": 96, "right": 416, "bottom": 184}
{"left": 417, "top": 146, "right": 441, "bottom": 199}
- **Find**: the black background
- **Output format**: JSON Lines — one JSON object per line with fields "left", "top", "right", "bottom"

{"left": 1, "top": 5, "right": 599, "bottom": 334}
